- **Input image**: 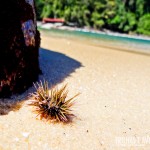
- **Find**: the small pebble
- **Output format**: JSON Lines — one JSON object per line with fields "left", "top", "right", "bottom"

{"left": 22, "top": 132, "right": 30, "bottom": 138}
{"left": 100, "top": 141, "right": 104, "bottom": 146}
{"left": 14, "top": 137, "right": 19, "bottom": 142}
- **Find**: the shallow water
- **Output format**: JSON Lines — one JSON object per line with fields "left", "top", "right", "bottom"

{"left": 39, "top": 28, "right": 150, "bottom": 53}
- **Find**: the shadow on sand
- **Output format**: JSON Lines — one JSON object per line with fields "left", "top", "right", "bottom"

{"left": 0, "top": 48, "right": 82, "bottom": 115}
{"left": 39, "top": 48, "right": 82, "bottom": 85}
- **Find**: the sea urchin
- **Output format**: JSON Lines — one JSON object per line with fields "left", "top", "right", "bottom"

{"left": 29, "top": 81, "right": 79, "bottom": 123}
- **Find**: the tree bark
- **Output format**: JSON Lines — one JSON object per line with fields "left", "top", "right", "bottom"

{"left": 0, "top": 0, "right": 40, "bottom": 97}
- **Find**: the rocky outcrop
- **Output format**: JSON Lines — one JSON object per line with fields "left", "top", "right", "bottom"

{"left": 0, "top": 0, "right": 40, "bottom": 97}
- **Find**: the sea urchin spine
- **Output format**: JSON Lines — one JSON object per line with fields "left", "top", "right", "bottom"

{"left": 29, "top": 81, "right": 79, "bottom": 123}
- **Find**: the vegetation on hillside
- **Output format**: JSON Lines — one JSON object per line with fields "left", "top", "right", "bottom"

{"left": 35, "top": 0, "right": 150, "bottom": 36}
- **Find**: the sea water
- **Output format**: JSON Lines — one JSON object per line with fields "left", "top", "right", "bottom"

{"left": 39, "top": 28, "right": 150, "bottom": 53}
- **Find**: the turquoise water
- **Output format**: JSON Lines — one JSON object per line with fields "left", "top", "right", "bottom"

{"left": 39, "top": 28, "right": 150, "bottom": 52}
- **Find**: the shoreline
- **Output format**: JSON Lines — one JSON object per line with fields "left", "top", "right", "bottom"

{"left": 37, "top": 21, "right": 150, "bottom": 41}
{"left": 39, "top": 29, "right": 150, "bottom": 55}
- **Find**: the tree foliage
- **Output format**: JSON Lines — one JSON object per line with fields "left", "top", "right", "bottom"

{"left": 35, "top": 0, "right": 150, "bottom": 36}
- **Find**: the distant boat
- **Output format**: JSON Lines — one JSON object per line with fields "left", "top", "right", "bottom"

{"left": 42, "top": 18, "right": 65, "bottom": 23}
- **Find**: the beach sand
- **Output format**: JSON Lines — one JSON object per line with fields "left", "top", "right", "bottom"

{"left": 0, "top": 31, "right": 150, "bottom": 150}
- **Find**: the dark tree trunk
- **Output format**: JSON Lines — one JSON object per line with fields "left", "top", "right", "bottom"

{"left": 0, "top": 0, "right": 40, "bottom": 97}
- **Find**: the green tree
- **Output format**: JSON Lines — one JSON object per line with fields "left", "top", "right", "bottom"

{"left": 35, "top": 0, "right": 150, "bottom": 36}
{"left": 137, "top": 14, "right": 150, "bottom": 35}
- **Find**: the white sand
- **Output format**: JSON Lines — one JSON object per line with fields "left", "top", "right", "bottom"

{"left": 0, "top": 31, "right": 150, "bottom": 150}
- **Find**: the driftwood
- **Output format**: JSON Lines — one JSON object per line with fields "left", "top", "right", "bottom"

{"left": 0, "top": 0, "right": 40, "bottom": 97}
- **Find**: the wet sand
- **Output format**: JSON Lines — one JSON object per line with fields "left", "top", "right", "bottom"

{"left": 0, "top": 31, "right": 150, "bottom": 150}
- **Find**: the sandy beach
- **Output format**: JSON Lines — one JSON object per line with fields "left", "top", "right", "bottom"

{"left": 0, "top": 31, "right": 150, "bottom": 150}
